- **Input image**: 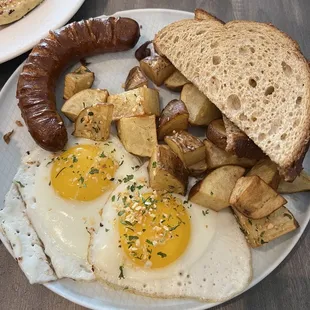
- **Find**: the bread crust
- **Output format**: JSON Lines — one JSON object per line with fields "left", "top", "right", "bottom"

{"left": 16, "top": 17, "right": 140, "bottom": 151}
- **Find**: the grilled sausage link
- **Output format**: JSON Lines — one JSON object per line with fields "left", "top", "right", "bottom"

{"left": 17, "top": 17, "right": 140, "bottom": 151}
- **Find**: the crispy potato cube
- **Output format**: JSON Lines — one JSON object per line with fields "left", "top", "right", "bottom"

{"left": 61, "top": 89, "right": 109, "bottom": 121}
{"left": 247, "top": 159, "right": 280, "bottom": 190}
{"left": 164, "top": 70, "right": 189, "bottom": 92}
{"left": 204, "top": 139, "right": 256, "bottom": 169}
{"left": 107, "top": 86, "right": 160, "bottom": 120}
{"left": 140, "top": 55, "right": 176, "bottom": 86}
{"left": 74, "top": 104, "right": 113, "bottom": 141}
{"left": 158, "top": 99, "right": 189, "bottom": 140}
{"left": 278, "top": 171, "right": 310, "bottom": 193}
{"left": 148, "top": 145, "right": 188, "bottom": 195}
{"left": 230, "top": 176, "right": 287, "bottom": 219}
{"left": 206, "top": 118, "right": 227, "bottom": 150}
{"left": 64, "top": 65, "right": 94, "bottom": 100}
{"left": 180, "top": 84, "right": 221, "bottom": 126}
{"left": 188, "top": 160, "right": 208, "bottom": 177}
{"left": 117, "top": 115, "right": 157, "bottom": 157}
{"left": 189, "top": 165, "right": 245, "bottom": 211}
{"left": 124, "top": 66, "right": 148, "bottom": 91}
{"left": 232, "top": 206, "right": 299, "bottom": 248}
{"left": 164, "top": 131, "right": 205, "bottom": 167}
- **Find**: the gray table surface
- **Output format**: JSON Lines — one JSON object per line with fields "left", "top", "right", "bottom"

{"left": 0, "top": 0, "right": 309, "bottom": 309}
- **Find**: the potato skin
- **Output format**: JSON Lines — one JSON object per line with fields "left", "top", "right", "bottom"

{"left": 158, "top": 99, "right": 189, "bottom": 140}
{"left": 17, "top": 17, "right": 140, "bottom": 152}
{"left": 124, "top": 66, "right": 148, "bottom": 91}
{"left": 148, "top": 145, "right": 188, "bottom": 195}
{"left": 206, "top": 118, "right": 227, "bottom": 150}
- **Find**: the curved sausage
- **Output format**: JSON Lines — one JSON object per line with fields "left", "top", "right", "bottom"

{"left": 17, "top": 17, "right": 140, "bottom": 152}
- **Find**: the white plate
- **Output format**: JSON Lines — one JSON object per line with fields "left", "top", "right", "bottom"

{"left": 0, "top": 8, "right": 309, "bottom": 310}
{"left": 0, "top": 0, "right": 85, "bottom": 64}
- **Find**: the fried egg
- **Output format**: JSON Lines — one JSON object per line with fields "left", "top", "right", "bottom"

{"left": 89, "top": 164, "right": 252, "bottom": 301}
{"left": 13, "top": 134, "right": 141, "bottom": 280}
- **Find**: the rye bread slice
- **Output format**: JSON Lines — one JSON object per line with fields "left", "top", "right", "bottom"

{"left": 154, "top": 12, "right": 310, "bottom": 180}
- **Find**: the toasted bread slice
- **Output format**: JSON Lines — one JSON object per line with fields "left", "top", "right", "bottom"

{"left": 223, "top": 116, "right": 265, "bottom": 160}
{"left": 154, "top": 12, "right": 310, "bottom": 181}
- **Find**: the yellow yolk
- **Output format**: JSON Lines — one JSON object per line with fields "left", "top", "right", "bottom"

{"left": 51, "top": 144, "right": 118, "bottom": 201}
{"left": 118, "top": 191, "right": 190, "bottom": 269}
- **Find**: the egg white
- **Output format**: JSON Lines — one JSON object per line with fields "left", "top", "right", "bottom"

{"left": 89, "top": 163, "right": 252, "bottom": 301}
{"left": 14, "top": 134, "right": 141, "bottom": 280}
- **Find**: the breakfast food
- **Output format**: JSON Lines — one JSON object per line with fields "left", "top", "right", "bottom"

{"left": 180, "top": 83, "right": 221, "bottom": 126}
{"left": 204, "top": 139, "right": 257, "bottom": 169}
{"left": 2, "top": 133, "right": 141, "bottom": 280}
{"left": 140, "top": 55, "right": 176, "bottom": 86}
{"left": 189, "top": 165, "right": 245, "bottom": 211}
{"left": 1, "top": 7, "right": 309, "bottom": 306}
{"left": 63, "top": 65, "right": 95, "bottom": 100}
{"left": 117, "top": 115, "right": 157, "bottom": 157}
{"left": 278, "top": 171, "right": 310, "bottom": 193}
{"left": 124, "top": 66, "right": 148, "bottom": 91}
{"left": 107, "top": 86, "right": 160, "bottom": 120}
{"left": 230, "top": 176, "right": 287, "bottom": 219}
{"left": 0, "top": 0, "right": 43, "bottom": 25}
{"left": 148, "top": 145, "right": 188, "bottom": 195}
{"left": 154, "top": 10, "right": 310, "bottom": 180}
{"left": 74, "top": 104, "right": 114, "bottom": 141}
{"left": 164, "top": 131, "right": 205, "bottom": 167}
{"left": 158, "top": 99, "right": 189, "bottom": 140}
{"left": 61, "top": 89, "right": 109, "bottom": 121}
{"left": 89, "top": 165, "right": 252, "bottom": 301}
{"left": 17, "top": 17, "right": 140, "bottom": 152}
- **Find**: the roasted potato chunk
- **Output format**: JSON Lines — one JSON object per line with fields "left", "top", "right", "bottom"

{"left": 181, "top": 84, "right": 221, "bottom": 126}
{"left": 188, "top": 160, "right": 208, "bottom": 177}
{"left": 61, "top": 89, "right": 109, "bottom": 121}
{"left": 107, "top": 86, "right": 160, "bottom": 120}
{"left": 204, "top": 139, "right": 256, "bottom": 169}
{"left": 158, "top": 99, "right": 189, "bottom": 140}
{"left": 148, "top": 145, "right": 188, "bottom": 195}
{"left": 165, "top": 131, "right": 205, "bottom": 167}
{"left": 164, "top": 70, "right": 189, "bottom": 92}
{"left": 230, "top": 176, "right": 287, "bottom": 219}
{"left": 140, "top": 55, "right": 176, "bottom": 86}
{"left": 117, "top": 115, "right": 157, "bottom": 157}
{"left": 124, "top": 66, "right": 148, "bottom": 91}
{"left": 278, "top": 171, "right": 310, "bottom": 193}
{"left": 64, "top": 65, "right": 94, "bottom": 100}
{"left": 189, "top": 165, "right": 245, "bottom": 211}
{"left": 232, "top": 206, "right": 299, "bottom": 248}
{"left": 206, "top": 118, "right": 227, "bottom": 150}
{"left": 247, "top": 159, "right": 280, "bottom": 190}
{"left": 74, "top": 104, "right": 113, "bottom": 141}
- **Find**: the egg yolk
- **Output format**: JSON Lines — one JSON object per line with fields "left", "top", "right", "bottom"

{"left": 51, "top": 144, "right": 118, "bottom": 201}
{"left": 118, "top": 189, "right": 190, "bottom": 269}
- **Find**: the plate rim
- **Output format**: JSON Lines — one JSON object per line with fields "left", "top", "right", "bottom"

{"left": 0, "top": 7, "right": 309, "bottom": 310}
{"left": 0, "top": 0, "right": 85, "bottom": 64}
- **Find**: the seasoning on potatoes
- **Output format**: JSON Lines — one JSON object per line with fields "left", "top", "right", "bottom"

{"left": 158, "top": 99, "right": 189, "bottom": 140}
{"left": 140, "top": 55, "right": 175, "bottom": 86}
{"left": 124, "top": 66, "right": 148, "bottom": 91}
{"left": 61, "top": 89, "right": 109, "bottom": 122}
{"left": 148, "top": 144, "right": 188, "bottom": 195}
{"left": 64, "top": 65, "right": 95, "bottom": 100}
{"left": 164, "top": 131, "right": 205, "bottom": 167}
{"left": 74, "top": 104, "right": 114, "bottom": 141}
{"left": 107, "top": 86, "right": 160, "bottom": 120}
